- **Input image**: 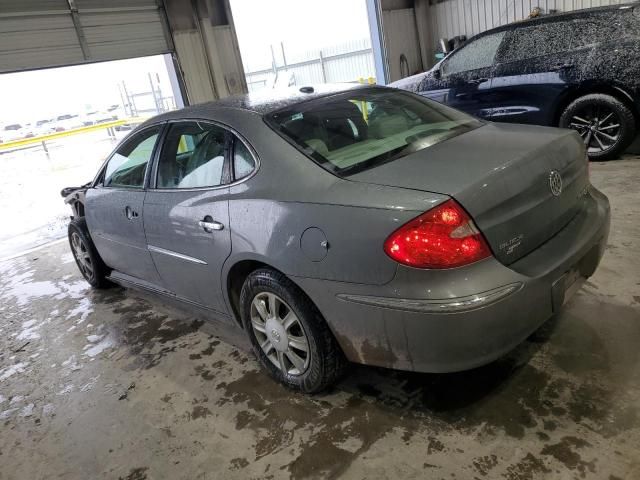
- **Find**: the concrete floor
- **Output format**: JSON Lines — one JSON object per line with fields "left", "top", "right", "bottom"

{"left": 1, "top": 156, "right": 639, "bottom": 480}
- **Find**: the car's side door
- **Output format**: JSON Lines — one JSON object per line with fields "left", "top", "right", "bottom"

{"left": 418, "top": 31, "right": 505, "bottom": 119}
{"left": 85, "top": 125, "right": 164, "bottom": 284}
{"left": 143, "top": 121, "right": 255, "bottom": 316}
{"left": 489, "top": 21, "right": 582, "bottom": 125}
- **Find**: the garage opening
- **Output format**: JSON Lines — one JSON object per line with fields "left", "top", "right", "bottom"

{"left": 229, "top": 0, "right": 377, "bottom": 91}
{"left": 0, "top": 54, "right": 183, "bottom": 260}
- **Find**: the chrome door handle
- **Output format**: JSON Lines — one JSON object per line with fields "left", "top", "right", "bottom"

{"left": 199, "top": 220, "right": 224, "bottom": 231}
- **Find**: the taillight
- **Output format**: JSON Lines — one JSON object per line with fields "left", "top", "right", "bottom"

{"left": 384, "top": 199, "right": 492, "bottom": 269}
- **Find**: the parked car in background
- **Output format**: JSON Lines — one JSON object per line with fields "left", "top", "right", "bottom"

{"left": 392, "top": 3, "right": 640, "bottom": 160}
{"left": 35, "top": 118, "right": 56, "bottom": 136}
{"left": 82, "top": 110, "right": 117, "bottom": 126}
{"left": 1, "top": 123, "right": 31, "bottom": 143}
{"left": 55, "top": 114, "right": 84, "bottom": 131}
{"left": 61, "top": 85, "right": 610, "bottom": 392}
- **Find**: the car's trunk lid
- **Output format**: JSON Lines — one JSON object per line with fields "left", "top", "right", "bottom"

{"left": 349, "top": 122, "right": 589, "bottom": 265}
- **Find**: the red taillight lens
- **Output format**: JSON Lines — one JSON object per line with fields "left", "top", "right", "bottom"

{"left": 384, "top": 199, "right": 492, "bottom": 269}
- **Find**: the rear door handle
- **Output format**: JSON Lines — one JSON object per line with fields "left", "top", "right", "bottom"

{"left": 468, "top": 77, "right": 488, "bottom": 85}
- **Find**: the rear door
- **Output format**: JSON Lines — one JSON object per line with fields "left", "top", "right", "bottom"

{"left": 420, "top": 31, "right": 505, "bottom": 119}
{"left": 143, "top": 121, "right": 240, "bottom": 315}
{"left": 490, "top": 21, "right": 582, "bottom": 125}
{"left": 85, "top": 125, "right": 163, "bottom": 284}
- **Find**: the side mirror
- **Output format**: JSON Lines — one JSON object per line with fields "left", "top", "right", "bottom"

{"left": 433, "top": 68, "right": 441, "bottom": 80}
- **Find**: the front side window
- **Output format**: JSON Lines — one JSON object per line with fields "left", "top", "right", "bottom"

{"left": 156, "top": 122, "right": 227, "bottom": 189}
{"left": 266, "top": 88, "right": 481, "bottom": 175}
{"left": 441, "top": 31, "right": 505, "bottom": 75}
{"left": 498, "top": 23, "right": 572, "bottom": 63}
{"left": 104, "top": 127, "right": 160, "bottom": 188}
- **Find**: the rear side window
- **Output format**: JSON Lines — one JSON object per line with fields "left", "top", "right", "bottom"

{"left": 156, "top": 122, "right": 227, "bottom": 189}
{"left": 233, "top": 139, "right": 255, "bottom": 180}
{"left": 441, "top": 31, "right": 505, "bottom": 75}
{"left": 266, "top": 88, "right": 481, "bottom": 176}
{"left": 571, "top": 16, "right": 630, "bottom": 48}
{"left": 498, "top": 23, "right": 572, "bottom": 63}
{"left": 104, "top": 127, "right": 160, "bottom": 188}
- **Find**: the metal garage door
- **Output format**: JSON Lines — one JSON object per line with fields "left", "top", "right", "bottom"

{"left": 0, "top": 0, "right": 172, "bottom": 74}
{"left": 427, "top": 0, "right": 629, "bottom": 49}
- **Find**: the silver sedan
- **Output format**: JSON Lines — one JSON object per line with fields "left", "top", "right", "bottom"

{"left": 62, "top": 84, "right": 610, "bottom": 392}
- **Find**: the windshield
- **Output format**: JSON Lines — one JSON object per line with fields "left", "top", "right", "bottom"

{"left": 265, "top": 88, "right": 481, "bottom": 175}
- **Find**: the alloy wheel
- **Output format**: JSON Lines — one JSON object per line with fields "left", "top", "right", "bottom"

{"left": 71, "top": 232, "right": 94, "bottom": 280}
{"left": 250, "top": 292, "right": 310, "bottom": 375}
{"left": 568, "top": 105, "right": 621, "bottom": 154}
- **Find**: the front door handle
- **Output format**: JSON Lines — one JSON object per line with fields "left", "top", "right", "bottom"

{"left": 468, "top": 77, "right": 488, "bottom": 85}
{"left": 199, "top": 216, "right": 224, "bottom": 232}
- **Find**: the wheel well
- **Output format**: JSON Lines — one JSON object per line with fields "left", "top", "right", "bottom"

{"left": 553, "top": 85, "right": 639, "bottom": 127}
{"left": 226, "top": 259, "right": 270, "bottom": 328}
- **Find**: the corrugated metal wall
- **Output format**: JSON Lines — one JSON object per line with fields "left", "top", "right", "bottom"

{"left": 426, "top": 0, "right": 628, "bottom": 61}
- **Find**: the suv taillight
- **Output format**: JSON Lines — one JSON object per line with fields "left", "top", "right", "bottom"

{"left": 384, "top": 199, "right": 492, "bottom": 269}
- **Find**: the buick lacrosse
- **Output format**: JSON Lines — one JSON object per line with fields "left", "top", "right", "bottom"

{"left": 62, "top": 84, "right": 610, "bottom": 392}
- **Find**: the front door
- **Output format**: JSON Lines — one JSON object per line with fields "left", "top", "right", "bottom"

{"left": 85, "top": 125, "right": 163, "bottom": 284}
{"left": 143, "top": 121, "right": 232, "bottom": 315}
{"left": 419, "top": 30, "right": 506, "bottom": 119}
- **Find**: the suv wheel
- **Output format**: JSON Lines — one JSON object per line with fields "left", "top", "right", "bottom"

{"left": 239, "top": 268, "right": 346, "bottom": 393}
{"left": 559, "top": 93, "right": 636, "bottom": 161}
{"left": 68, "top": 217, "right": 110, "bottom": 288}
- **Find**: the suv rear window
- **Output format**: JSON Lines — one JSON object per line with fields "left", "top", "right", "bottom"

{"left": 265, "top": 89, "right": 481, "bottom": 175}
{"left": 498, "top": 22, "right": 572, "bottom": 63}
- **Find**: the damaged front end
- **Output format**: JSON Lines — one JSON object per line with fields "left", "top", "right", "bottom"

{"left": 60, "top": 183, "right": 90, "bottom": 219}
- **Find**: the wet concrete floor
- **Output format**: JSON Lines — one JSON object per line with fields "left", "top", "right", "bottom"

{"left": 1, "top": 156, "right": 639, "bottom": 480}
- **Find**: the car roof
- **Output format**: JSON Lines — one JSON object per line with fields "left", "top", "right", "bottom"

{"left": 476, "top": 2, "right": 639, "bottom": 36}
{"left": 144, "top": 83, "right": 374, "bottom": 125}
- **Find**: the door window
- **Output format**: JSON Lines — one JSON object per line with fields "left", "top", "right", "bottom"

{"left": 232, "top": 139, "right": 256, "bottom": 180}
{"left": 156, "top": 122, "right": 228, "bottom": 189}
{"left": 497, "top": 23, "right": 572, "bottom": 63}
{"left": 104, "top": 127, "right": 160, "bottom": 188}
{"left": 441, "top": 31, "right": 505, "bottom": 76}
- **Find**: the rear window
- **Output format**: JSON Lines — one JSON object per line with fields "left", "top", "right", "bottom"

{"left": 265, "top": 89, "right": 481, "bottom": 175}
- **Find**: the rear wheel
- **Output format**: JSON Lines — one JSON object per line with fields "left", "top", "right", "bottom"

{"left": 559, "top": 93, "right": 636, "bottom": 161}
{"left": 68, "top": 217, "right": 110, "bottom": 288}
{"left": 239, "top": 268, "right": 346, "bottom": 393}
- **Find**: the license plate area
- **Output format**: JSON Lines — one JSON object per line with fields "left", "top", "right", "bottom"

{"left": 550, "top": 242, "right": 602, "bottom": 312}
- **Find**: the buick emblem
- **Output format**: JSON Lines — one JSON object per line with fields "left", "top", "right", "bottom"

{"left": 549, "top": 170, "right": 563, "bottom": 196}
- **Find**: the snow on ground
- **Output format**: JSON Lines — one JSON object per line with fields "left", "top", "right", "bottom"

{"left": 0, "top": 130, "right": 130, "bottom": 259}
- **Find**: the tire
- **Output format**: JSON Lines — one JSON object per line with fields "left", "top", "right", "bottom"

{"left": 239, "top": 268, "right": 346, "bottom": 393}
{"left": 559, "top": 93, "right": 636, "bottom": 161}
{"left": 68, "top": 217, "right": 110, "bottom": 289}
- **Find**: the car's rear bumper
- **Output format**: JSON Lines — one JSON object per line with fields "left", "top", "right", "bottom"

{"left": 292, "top": 187, "right": 610, "bottom": 373}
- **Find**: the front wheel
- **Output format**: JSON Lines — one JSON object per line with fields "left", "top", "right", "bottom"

{"left": 239, "top": 268, "right": 346, "bottom": 393}
{"left": 68, "top": 217, "right": 110, "bottom": 288}
{"left": 559, "top": 93, "right": 636, "bottom": 161}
